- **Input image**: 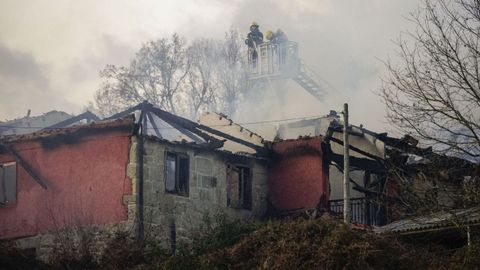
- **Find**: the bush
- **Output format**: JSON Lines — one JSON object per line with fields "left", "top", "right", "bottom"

{"left": 190, "top": 212, "right": 259, "bottom": 256}
{"left": 200, "top": 217, "right": 435, "bottom": 270}
{"left": 0, "top": 241, "right": 48, "bottom": 270}
{"left": 97, "top": 231, "right": 147, "bottom": 270}
{"left": 448, "top": 243, "right": 480, "bottom": 269}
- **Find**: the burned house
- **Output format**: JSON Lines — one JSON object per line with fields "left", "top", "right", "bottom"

{"left": 111, "top": 103, "right": 269, "bottom": 244}
{"left": 272, "top": 111, "right": 477, "bottom": 227}
{"left": 0, "top": 102, "right": 269, "bottom": 259}
{"left": 275, "top": 113, "right": 388, "bottom": 225}
{"left": 1, "top": 101, "right": 475, "bottom": 260}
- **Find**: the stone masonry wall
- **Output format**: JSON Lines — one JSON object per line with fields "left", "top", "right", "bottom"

{"left": 140, "top": 139, "right": 269, "bottom": 249}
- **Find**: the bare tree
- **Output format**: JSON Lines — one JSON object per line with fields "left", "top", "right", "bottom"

{"left": 93, "top": 29, "right": 250, "bottom": 119}
{"left": 380, "top": 0, "right": 480, "bottom": 159}
{"left": 216, "top": 28, "right": 250, "bottom": 117}
{"left": 186, "top": 39, "right": 220, "bottom": 118}
{"left": 94, "top": 34, "right": 189, "bottom": 116}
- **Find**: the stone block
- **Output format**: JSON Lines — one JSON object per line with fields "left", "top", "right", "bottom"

{"left": 197, "top": 175, "right": 217, "bottom": 188}
{"left": 129, "top": 141, "right": 138, "bottom": 159}
{"left": 151, "top": 180, "right": 163, "bottom": 193}
{"left": 143, "top": 179, "right": 153, "bottom": 193}
{"left": 127, "top": 204, "right": 138, "bottom": 221}
{"left": 127, "top": 164, "right": 137, "bottom": 179}
{"left": 195, "top": 157, "right": 213, "bottom": 175}
{"left": 123, "top": 195, "right": 137, "bottom": 205}
{"left": 144, "top": 156, "right": 156, "bottom": 165}
{"left": 149, "top": 166, "right": 162, "bottom": 179}
{"left": 199, "top": 189, "right": 213, "bottom": 201}
{"left": 143, "top": 190, "right": 158, "bottom": 204}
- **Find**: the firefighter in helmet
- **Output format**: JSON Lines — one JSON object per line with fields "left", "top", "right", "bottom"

{"left": 245, "top": 21, "right": 263, "bottom": 67}
{"left": 265, "top": 29, "right": 288, "bottom": 44}
{"left": 274, "top": 28, "right": 288, "bottom": 43}
{"left": 274, "top": 29, "right": 288, "bottom": 65}
{"left": 265, "top": 29, "right": 289, "bottom": 65}
{"left": 265, "top": 30, "right": 274, "bottom": 41}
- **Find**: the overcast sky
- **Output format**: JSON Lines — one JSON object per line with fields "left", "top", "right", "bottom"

{"left": 0, "top": 0, "right": 421, "bottom": 132}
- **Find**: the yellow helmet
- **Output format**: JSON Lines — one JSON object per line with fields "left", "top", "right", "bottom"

{"left": 265, "top": 30, "right": 273, "bottom": 40}
{"left": 251, "top": 21, "right": 259, "bottom": 27}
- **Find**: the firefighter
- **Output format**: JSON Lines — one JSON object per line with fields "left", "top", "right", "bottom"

{"left": 273, "top": 29, "right": 288, "bottom": 65}
{"left": 265, "top": 29, "right": 288, "bottom": 44}
{"left": 245, "top": 21, "right": 263, "bottom": 67}
{"left": 265, "top": 30, "right": 274, "bottom": 42}
{"left": 273, "top": 29, "right": 288, "bottom": 43}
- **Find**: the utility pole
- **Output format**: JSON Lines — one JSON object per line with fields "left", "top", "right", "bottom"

{"left": 343, "top": 103, "right": 351, "bottom": 225}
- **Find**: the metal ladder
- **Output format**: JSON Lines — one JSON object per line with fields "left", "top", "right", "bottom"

{"left": 247, "top": 42, "right": 325, "bottom": 101}
{"left": 293, "top": 62, "right": 324, "bottom": 101}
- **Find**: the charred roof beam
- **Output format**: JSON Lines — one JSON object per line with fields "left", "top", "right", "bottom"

{"left": 150, "top": 107, "right": 268, "bottom": 155}
{"left": 328, "top": 152, "right": 385, "bottom": 174}
{"left": 328, "top": 136, "right": 385, "bottom": 162}
{"left": 146, "top": 112, "right": 162, "bottom": 139}
{"left": 105, "top": 101, "right": 268, "bottom": 155}
{"left": 104, "top": 103, "right": 144, "bottom": 121}
{"left": 149, "top": 107, "right": 219, "bottom": 145}
{"left": 0, "top": 142, "right": 48, "bottom": 189}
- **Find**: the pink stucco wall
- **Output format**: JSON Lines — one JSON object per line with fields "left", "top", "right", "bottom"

{"left": 268, "top": 137, "right": 329, "bottom": 211}
{"left": 0, "top": 128, "right": 132, "bottom": 239}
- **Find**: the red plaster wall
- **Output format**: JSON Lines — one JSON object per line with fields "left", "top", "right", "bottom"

{"left": 268, "top": 137, "right": 329, "bottom": 211}
{"left": 0, "top": 131, "right": 132, "bottom": 239}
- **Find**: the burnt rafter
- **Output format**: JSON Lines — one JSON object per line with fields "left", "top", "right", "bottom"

{"left": 149, "top": 107, "right": 211, "bottom": 144}
{"left": 329, "top": 136, "right": 384, "bottom": 162}
{"left": 104, "top": 103, "right": 144, "bottom": 120}
{"left": 328, "top": 152, "right": 384, "bottom": 174}
{"left": 146, "top": 112, "right": 162, "bottom": 139}
{"left": 0, "top": 142, "right": 48, "bottom": 189}
{"left": 197, "top": 123, "right": 268, "bottom": 155}
{"left": 331, "top": 162, "right": 397, "bottom": 201}
{"left": 44, "top": 111, "right": 100, "bottom": 130}
{"left": 148, "top": 102, "right": 266, "bottom": 154}
{"left": 150, "top": 107, "right": 268, "bottom": 155}
{"left": 106, "top": 101, "right": 268, "bottom": 155}
{"left": 330, "top": 123, "right": 437, "bottom": 159}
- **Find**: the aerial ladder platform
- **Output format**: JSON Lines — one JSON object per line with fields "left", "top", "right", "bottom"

{"left": 247, "top": 41, "right": 324, "bottom": 101}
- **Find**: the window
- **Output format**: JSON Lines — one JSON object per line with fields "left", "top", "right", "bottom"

{"left": 164, "top": 152, "right": 189, "bottom": 196}
{"left": 0, "top": 162, "right": 16, "bottom": 206}
{"left": 227, "top": 165, "right": 252, "bottom": 210}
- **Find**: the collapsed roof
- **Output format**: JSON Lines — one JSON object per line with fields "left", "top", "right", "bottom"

{"left": 104, "top": 101, "right": 269, "bottom": 156}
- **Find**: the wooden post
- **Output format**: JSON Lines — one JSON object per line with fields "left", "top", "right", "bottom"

{"left": 137, "top": 103, "right": 147, "bottom": 241}
{"left": 343, "top": 103, "right": 351, "bottom": 225}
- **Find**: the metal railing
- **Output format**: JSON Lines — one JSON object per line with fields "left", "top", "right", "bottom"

{"left": 329, "top": 198, "right": 383, "bottom": 226}
{"left": 247, "top": 41, "right": 300, "bottom": 80}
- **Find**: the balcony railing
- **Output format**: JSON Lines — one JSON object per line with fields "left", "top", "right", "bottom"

{"left": 329, "top": 198, "right": 385, "bottom": 226}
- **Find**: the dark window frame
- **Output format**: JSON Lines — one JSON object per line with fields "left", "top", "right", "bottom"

{"left": 0, "top": 162, "right": 17, "bottom": 207}
{"left": 227, "top": 164, "right": 252, "bottom": 210}
{"left": 164, "top": 151, "right": 189, "bottom": 197}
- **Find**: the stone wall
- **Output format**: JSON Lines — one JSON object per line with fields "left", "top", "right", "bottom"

{"left": 140, "top": 138, "right": 269, "bottom": 249}
{"left": 5, "top": 136, "right": 268, "bottom": 260}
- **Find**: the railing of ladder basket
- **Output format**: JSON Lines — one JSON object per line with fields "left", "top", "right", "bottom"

{"left": 248, "top": 41, "right": 299, "bottom": 79}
